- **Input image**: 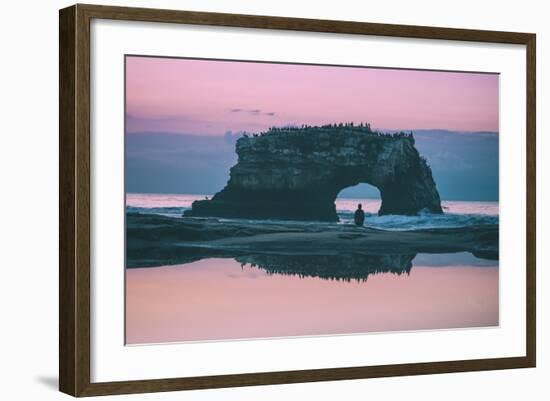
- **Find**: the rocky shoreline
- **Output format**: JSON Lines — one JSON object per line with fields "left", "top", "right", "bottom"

{"left": 126, "top": 213, "right": 498, "bottom": 268}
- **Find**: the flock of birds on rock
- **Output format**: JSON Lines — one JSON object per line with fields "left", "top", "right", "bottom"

{"left": 239, "top": 122, "right": 414, "bottom": 140}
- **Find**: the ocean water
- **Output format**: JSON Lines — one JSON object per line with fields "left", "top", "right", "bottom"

{"left": 126, "top": 253, "right": 498, "bottom": 344}
{"left": 126, "top": 192, "right": 498, "bottom": 231}
{"left": 125, "top": 193, "right": 499, "bottom": 344}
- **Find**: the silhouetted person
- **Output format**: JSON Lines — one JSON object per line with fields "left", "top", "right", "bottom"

{"left": 354, "top": 204, "right": 365, "bottom": 226}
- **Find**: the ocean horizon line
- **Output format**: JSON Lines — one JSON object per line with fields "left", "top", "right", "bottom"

{"left": 125, "top": 192, "right": 498, "bottom": 203}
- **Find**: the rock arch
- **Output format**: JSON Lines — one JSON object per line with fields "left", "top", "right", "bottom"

{"left": 184, "top": 125, "right": 443, "bottom": 221}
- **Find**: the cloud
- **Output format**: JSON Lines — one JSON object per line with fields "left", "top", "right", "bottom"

{"left": 126, "top": 113, "right": 201, "bottom": 134}
{"left": 429, "top": 151, "right": 473, "bottom": 171}
{"left": 229, "top": 108, "right": 275, "bottom": 116}
{"left": 125, "top": 130, "right": 498, "bottom": 201}
{"left": 223, "top": 130, "right": 243, "bottom": 145}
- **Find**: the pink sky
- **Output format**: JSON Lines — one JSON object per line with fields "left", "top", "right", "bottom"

{"left": 126, "top": 56, "right": 499, "bottom": 135}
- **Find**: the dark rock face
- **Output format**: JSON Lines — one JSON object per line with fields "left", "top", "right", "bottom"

{"left": 185, "top": 125, "right": 443, "bottom": 221}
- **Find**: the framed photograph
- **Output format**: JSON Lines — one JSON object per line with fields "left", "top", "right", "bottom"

{"left": 59, "top": 4, "right": 536, "bottom": 397}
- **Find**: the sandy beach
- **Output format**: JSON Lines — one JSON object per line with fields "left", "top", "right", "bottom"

{"left": 126, "top": 213, "right": 498, "bottom": 268}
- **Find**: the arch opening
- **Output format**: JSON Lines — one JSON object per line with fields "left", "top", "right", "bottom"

{"left": 335, "top": 183, "right": 381, "bottom": 219}
{"left": 337, "top": 182, "right": 381, "bottom": 200}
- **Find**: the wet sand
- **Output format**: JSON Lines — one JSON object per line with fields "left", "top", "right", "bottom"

{"left": 126, "top": 213, "right": 498, "bottom": 268}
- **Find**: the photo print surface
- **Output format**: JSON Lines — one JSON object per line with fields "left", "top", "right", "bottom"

{"left": 124, "top": 56, "right": 499, "bottom": 344}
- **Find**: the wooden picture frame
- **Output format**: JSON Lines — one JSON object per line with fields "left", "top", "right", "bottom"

{"left": 59, "top": 3, "right": 536, "bottom": 397}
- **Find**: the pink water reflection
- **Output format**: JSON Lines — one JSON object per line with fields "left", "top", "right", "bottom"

{"left": 125, "top": 255, "right": 498, "bottom": 344}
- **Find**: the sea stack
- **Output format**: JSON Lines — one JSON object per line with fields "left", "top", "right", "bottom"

{"left": 184, "top": 124, "right": 443, "bottom": 221}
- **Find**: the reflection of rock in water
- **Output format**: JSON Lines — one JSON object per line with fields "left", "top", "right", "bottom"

{"left": 236, "top": 253, "right": 416, "bottom": 282}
